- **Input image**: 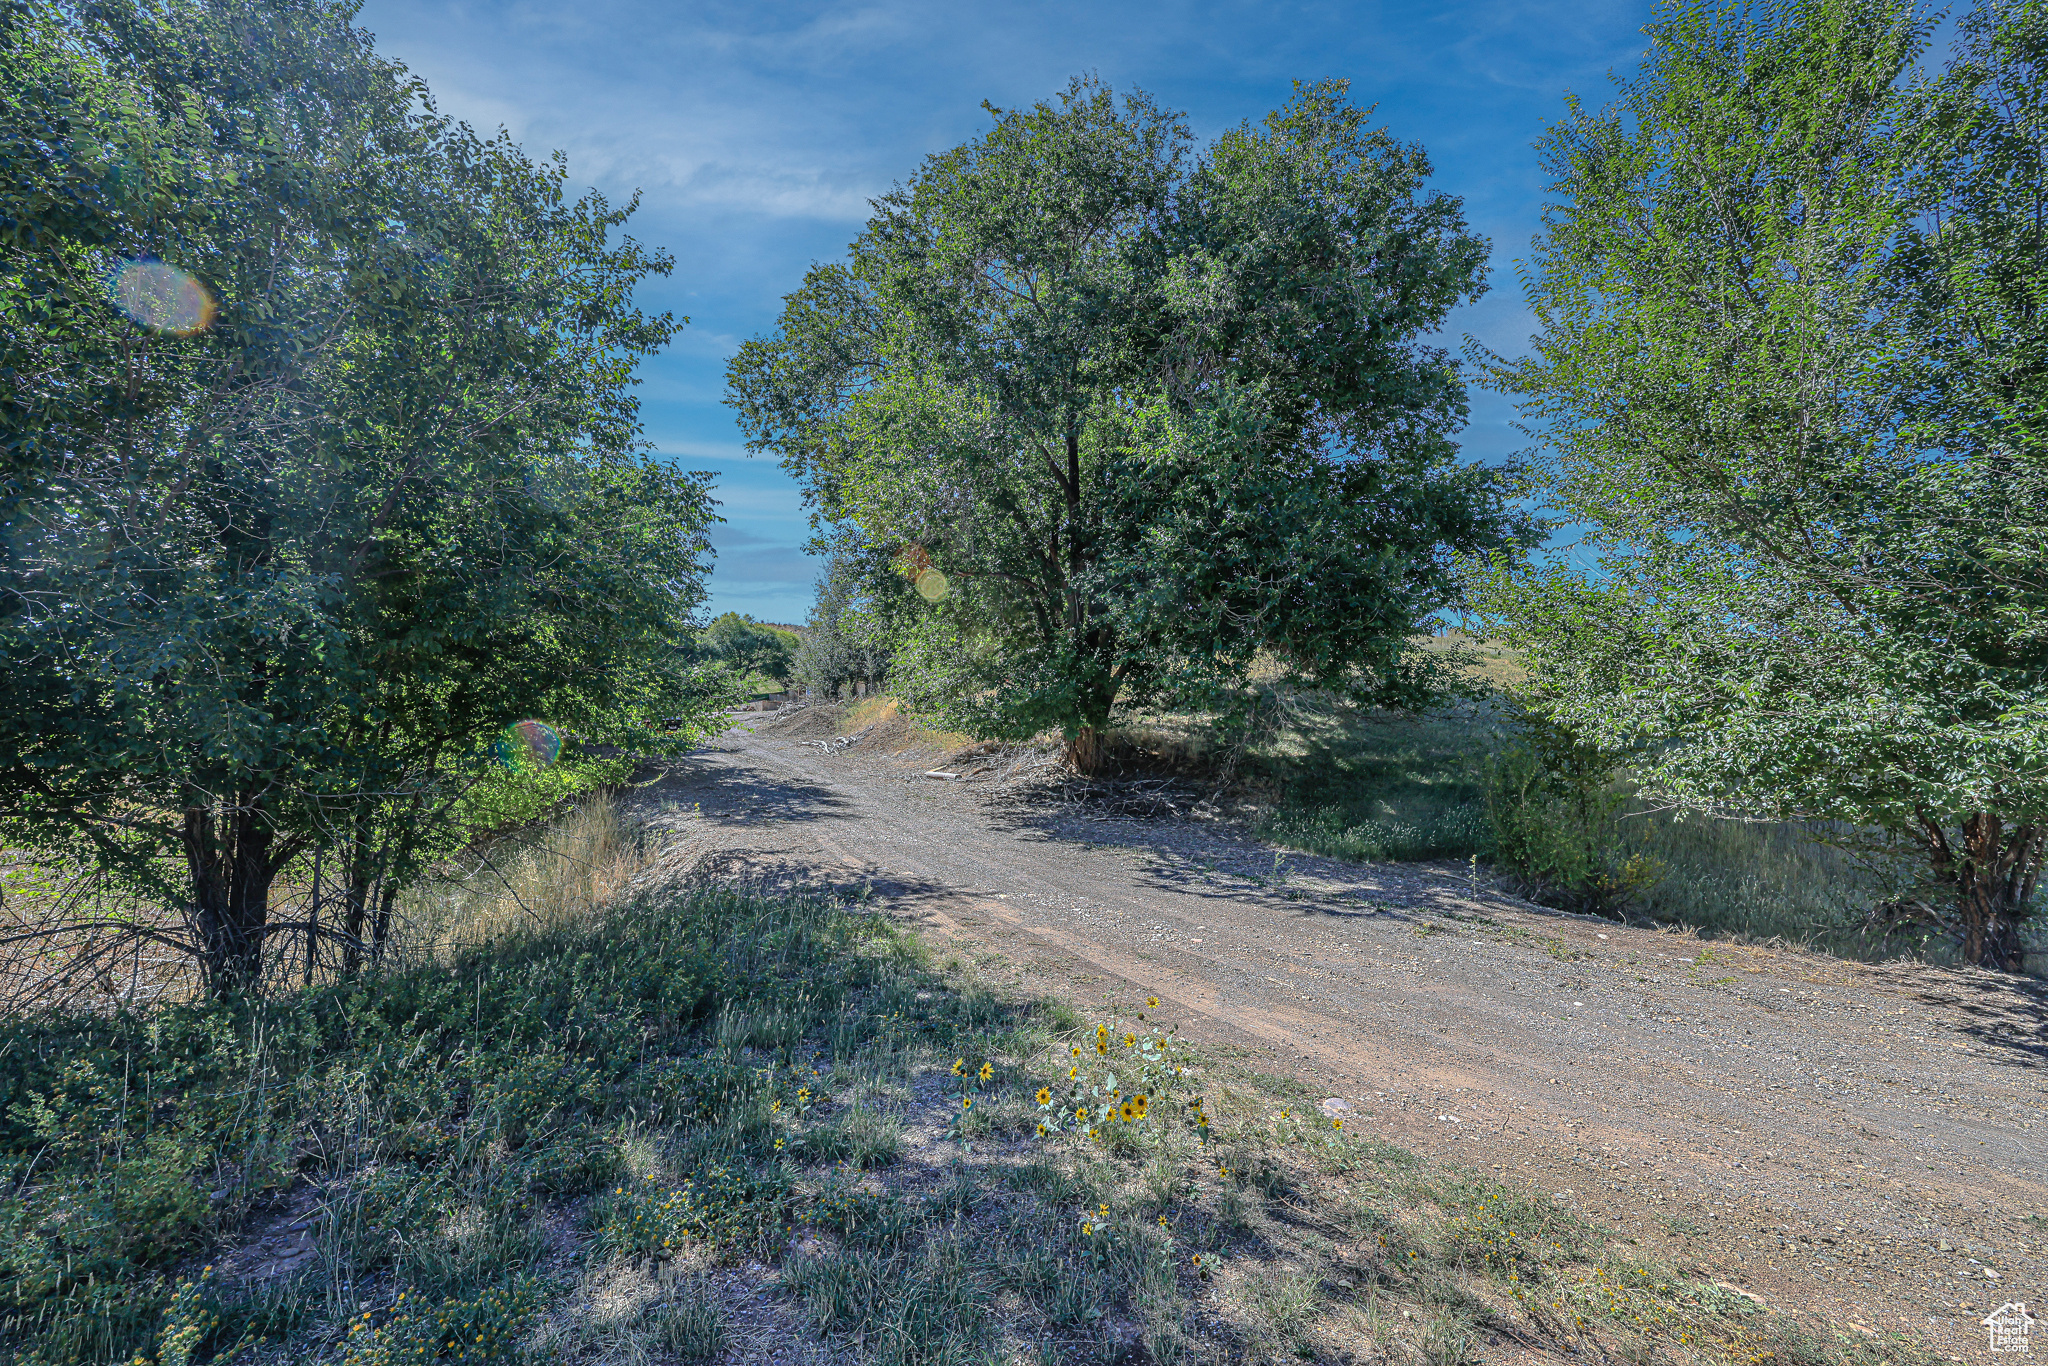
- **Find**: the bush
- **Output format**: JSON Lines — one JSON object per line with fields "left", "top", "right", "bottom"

{"left": 1482, "top": 705, "right": 1662, "bottom": 916}
{"left": 338, "top": 1279, "right": 546, "bottom": 1366}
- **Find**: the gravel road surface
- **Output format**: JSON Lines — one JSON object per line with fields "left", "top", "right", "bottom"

{"left": 638, "top": 708, "right": 2047, "bottom": 1360}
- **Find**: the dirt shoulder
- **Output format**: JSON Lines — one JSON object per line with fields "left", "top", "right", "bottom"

{"left": 632, "top": 705, "right": 2047, "bottom": 1363}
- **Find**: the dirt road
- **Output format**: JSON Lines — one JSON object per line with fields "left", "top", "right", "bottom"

{"left": 640, "top": 707, "right": 2046, "bottom": 1360}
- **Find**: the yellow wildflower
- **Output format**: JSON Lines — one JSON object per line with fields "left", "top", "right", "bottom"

{"left": 1036, "top": 1087, "right": 1053, "bottom": 1105}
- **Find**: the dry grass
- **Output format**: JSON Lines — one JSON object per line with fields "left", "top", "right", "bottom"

{"left": 0, "top": 797, "right": 657, "bottom": 1014}
{"left": 0, "top": 854, "right": 201, "bottom": 1012}
{"left": 1411, "top": 629, "right": 1529, "bottom": 690}
{"left": 393, "top": 798, "right": 656, "bottom": 966}
{"left": 839, "top": 695, "right": 980, "bottom": 754}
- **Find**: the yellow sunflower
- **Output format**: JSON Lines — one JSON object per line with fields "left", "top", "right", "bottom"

{"left": 1036, "top": 1087, "right": 1053, "bottom": 1105}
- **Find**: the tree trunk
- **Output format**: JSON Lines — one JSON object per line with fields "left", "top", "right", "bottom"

{"left": 185, "top": 796, "right": 278, "bottom": 997}
{"left": 1923, "top": 811, "right": 2041, "bottom": 972}
{"left": 370, "top": 880, "right": 399, "bottom": 965}
{"left": 1065, "top": 725, "right": 1109, "bottom": 775}
{"left": 340, "top": 828, "right": 376, "bottom": 977}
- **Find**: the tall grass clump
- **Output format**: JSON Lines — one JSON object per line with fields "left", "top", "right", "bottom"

{"left": 1251, "top": 700, "right": 1500, "bottom": 864}
{"left": 397, "top": 798, "right": 652, "bottom": 963}
{"left": 1612, "top": 811, "right": 1933, "bottom": 959}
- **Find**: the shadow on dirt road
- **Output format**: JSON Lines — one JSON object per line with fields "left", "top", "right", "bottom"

{"left": 631, "top": 709, "right": 2047, "bottom": 1360}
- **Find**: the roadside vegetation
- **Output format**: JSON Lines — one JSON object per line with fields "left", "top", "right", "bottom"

{"left": 1067, "top": 682, "right": 1966, "bottom": 969}
{"left": 0, "top": 800, "right": 1934, "bottom": 1366}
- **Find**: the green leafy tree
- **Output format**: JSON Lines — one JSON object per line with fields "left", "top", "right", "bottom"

{"left": 729, "top": 78, "right": 1528, "bottom": 771}
{"left": 1469, "top": 0, "right": 2048, "bottom": 970}
{"left": 792, "top": 540, "right": 907, "bottom": 698}
{"left": 702, "top": 611, "right": 796, "bottom": 687}
{"left": 0, "top": 0, "right": 720, "bottom": 993}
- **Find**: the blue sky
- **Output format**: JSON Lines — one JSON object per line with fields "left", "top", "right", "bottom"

{"left": 355, "top": 0, "right": 1655, "bottom": 625}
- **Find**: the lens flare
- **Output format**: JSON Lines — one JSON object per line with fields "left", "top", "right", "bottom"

{"left": 914, "top": 568, "right": 949, "bottom": 601}
{"left": 495, "top": 719, "right": 562, "bottom": 771}
{"left": 108, "top": 259, "right": 217, "bottom": 335}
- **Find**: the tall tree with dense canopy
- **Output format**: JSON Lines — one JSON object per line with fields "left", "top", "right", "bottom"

{"left": 729, "top": 78, "right": 1527, "bottom": 770}
{"left": 0, "top": 0, "right": 720, "bottom": 993}
{"left": 1469, "top": 0, "right": 2048, "bottom": 970}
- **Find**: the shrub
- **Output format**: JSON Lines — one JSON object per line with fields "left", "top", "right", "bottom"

{"left": 1483, "top": 705, "right": 1662, "bottom": 915}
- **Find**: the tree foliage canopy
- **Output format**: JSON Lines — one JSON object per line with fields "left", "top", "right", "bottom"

{"left": 729, "top": 78, "right": 1529, "bottom": 766}
{"left": 0, "top": 0, "right": 720, "bottom": 991}
{"left": 1469, "top": 0, "right": 2048, "bottom": 969}
{"left": 702, "top": 612, "right": 796, "bottom": 686}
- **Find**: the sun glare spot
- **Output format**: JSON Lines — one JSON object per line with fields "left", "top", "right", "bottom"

{"left": 915, "top": 567, "right": 949, "bottom": 600}
{"left": 496, "top": 719, "right": 562, "bottom": 771}
{"left": 108, "top": 259, "right": 216, "bottom": 335}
